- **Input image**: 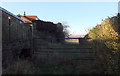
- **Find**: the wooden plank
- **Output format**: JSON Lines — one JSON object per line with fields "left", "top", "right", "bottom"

{"left": 34, "top": 50, "right": 94, "bottom": 53}
{"left": 34, "top": 51, "right": 94, "bottom": 53}
{"left": 33, "top": 53, "right": 95, "bottom": 60}
{"left": 35, "top": 48, "right": 92, "bottom": 49}
{"left": 72, "top": 58, "right": 95, "bottom": 60}
{"left": 33, "top": 38, "right": 91, "bottom": 40}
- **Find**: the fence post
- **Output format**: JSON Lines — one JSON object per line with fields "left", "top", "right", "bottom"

{"left": 31, "top": 24, "right": 34, "bottom": 54}
{"left": 8, "top": 17, "right": 11, "bottom": 41}
{"left": 78, "top": 38, "right": 80, "bottom": 44}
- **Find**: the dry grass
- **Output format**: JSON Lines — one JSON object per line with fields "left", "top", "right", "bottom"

{"left": 3, "top": 59, "right": 35, "bottom": 74}
{"left": 65, "top": 39, "right": 79, "bottom": 44}
{"left": 3, "top": 39, "right": 97, "bottom": 74}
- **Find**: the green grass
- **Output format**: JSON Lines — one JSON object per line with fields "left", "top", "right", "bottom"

{"left": 34, "top": 62, "right": 74, "bottom": 74}
{"left": 50, "top": 40, "right": 80, "bottom": 49}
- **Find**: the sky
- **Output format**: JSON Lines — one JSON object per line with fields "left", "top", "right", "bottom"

{"left": 0, "top": 2, "right": 118, "bottom": 36}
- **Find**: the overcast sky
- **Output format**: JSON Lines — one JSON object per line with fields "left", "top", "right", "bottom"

{"left": 0, "top": 1, "right": 118, "bottom": 36}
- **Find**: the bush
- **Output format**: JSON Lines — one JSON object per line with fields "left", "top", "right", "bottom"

{"left": 86, "top": 14, "right": 120, "bottom": 74}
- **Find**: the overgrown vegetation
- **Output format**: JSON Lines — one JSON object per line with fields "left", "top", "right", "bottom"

{"left": 3, "top": 39, "right": 96, "bottom": 74}
{"left": 86, "top": 13, "right": 120, "bottom": 74}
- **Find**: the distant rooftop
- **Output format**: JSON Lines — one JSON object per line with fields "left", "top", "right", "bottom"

{"left": 17, "top": 11, "right": 39, "bottom": 23}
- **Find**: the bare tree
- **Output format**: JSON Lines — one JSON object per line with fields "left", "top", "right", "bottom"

{"left": 61, "top": 21, "right": 71, "bottom": 38}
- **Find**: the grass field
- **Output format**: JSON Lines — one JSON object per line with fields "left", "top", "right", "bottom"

{"left": 65, "top": 39, "right": 79, "bottom": 44}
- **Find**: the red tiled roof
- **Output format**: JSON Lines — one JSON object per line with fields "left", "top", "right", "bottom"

{"left": 17, "top": 14, "right": 37, "bottom": 23}
{"left": 26, "top": 16, "right": 37, "bottom": 20}
{"left": 21, "top": 16, "right": 32, "bottom": 23}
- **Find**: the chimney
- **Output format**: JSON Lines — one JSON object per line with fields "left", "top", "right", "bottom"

{"left": 24, "top": 11, "right": 26, "bottom": 16}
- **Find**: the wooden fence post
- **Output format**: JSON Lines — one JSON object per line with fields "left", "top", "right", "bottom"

{"left": 31, "top": 24, "right": 34, "bottom": 54}
{"left": 8, "top": 17, "right": 11, "bottom": 41}
{"left": 78, "top": 38, "right": 80, "bottom": 44}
